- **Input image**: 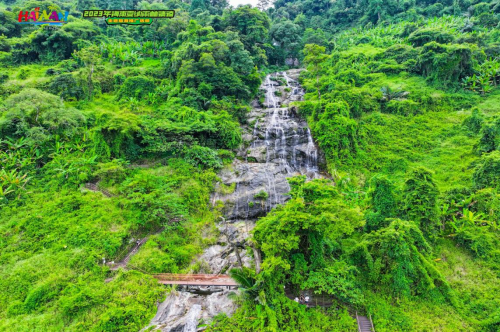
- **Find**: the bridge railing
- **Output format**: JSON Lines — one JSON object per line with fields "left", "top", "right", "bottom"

{"left": 152, "top": 273, "right": 238, "bottom": 286}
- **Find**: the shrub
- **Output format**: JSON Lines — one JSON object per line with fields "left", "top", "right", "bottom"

{"left": 473, "top": 151, "right": 500, "bottom": 190}
{"left": 475, "top": 12, "right": 500, "bottom": 28}
{"left": 17, "top": 69, "right": 28, "bottom": 80}
{"left": 365, "top": 175, "right": 399, "bottom": 232}
{"left": 0, "top": 51, "right": 13, "bottom": 65}
{"left": 312, "top": 101, "right": 361, "bottom": 166}
{"left": 408, "top": 28, "right": 455, "bottom": 47}
{"left": 455, "top": 226, "right": 500, "bottom": 261}
{"left": 462, "top": 108, "right": 484, "bottom": 134}
{"left": 470, "top": 188, "right": 500, "bottom": 222}
{"left": 253, "top": 190, "right": 269, "bottom": 200}
{"left": 0, "top": 88, "right": 85, "bottom": 143}
{"left": 384, "top": 99, "right": 420, "bottom": 116}
{"left": 383, "top": 44, "right": 419, "bottom": 64}
{"left": 350, "top": 219, "right": 455, "bottom": 301}
{"left": 417, "top": 42, "right": 475, "bottom": 86}
{"left": 476, "top": 119, "right": 500, "bottom": 155}
{"left": 403, "top": 167, "right": 440, "bottom": 237}
{"left": 182, "top": 145, "right": 222, "bottom": 169}
{"left": 49, "top": 74, "right": 84, "bottom": 100}
{"left": 117, "top": 75, "right": 155, "bottom": 100}
{"left": 0, "top": 71, "right": 8, "bottom": 83}
{"left": 94, "top": 68, "right": 115, "bottom": 93}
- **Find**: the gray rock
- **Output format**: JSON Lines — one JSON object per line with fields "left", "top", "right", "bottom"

{"left": 213, "top": 70, "right": 322, "bottom": 221}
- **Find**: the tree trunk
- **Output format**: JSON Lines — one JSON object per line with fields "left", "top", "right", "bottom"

{"left": 247, "top": 241, "right": 261, "bottom": 274}
{"left": 88, "top": 64, "right": 94, "bottom": 100}
{"left": 316, "top": 74, "right": 321, "bottom": 100}
{"left": 233, "top": 243, "right": 243, "bottom": 268}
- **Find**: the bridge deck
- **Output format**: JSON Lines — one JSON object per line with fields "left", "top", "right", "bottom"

{"left": 153, "top": 274, "right": 238, "bottom": 286}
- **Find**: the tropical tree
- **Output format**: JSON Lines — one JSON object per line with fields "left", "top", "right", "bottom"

{"left": 73, "top": 45, "right": 100, "bottom": 100}
{"left": 303, "top": 44, "right": 328, "bottom": 100}
{"left": 350, "top": 219, "right": 456, "bottom": 301}
{"left": 365, "top": 175, "right": 399, "bottom": 231}
{"left": 403, "top": 167, "right": 440, "bottom": 238}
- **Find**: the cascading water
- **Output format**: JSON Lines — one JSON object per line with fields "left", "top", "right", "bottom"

{"left": 146, "top": 70, "right": 321, "bottom": 332}
{"left": 183, "top": 305, "right": 201, "bottom": 332}
{"left": 306, "top": 128, "right": 319, "bottom": 174}
{"left": 251, "top": 119, "right": 259, "bottom": 148}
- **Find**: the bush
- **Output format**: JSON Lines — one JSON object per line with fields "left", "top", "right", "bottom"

{"left": 253, "top": 190, "right": 269, "bottom": 200}
{"left": 462, "top": 108, "right": 484, "bottom": 134}
{"left": 350, "top": 219, "right": 455, "bottom": 300}
{"left": 17, "top": 69, "right": 28, "bottom": 80}
{"left": 383, "top": 44, "right": 419, "bottom": 64}
{"left": 417, "top": 42, "right": 475, "bottom": 86}
{"left": 114, "top": 73, "right": 126, "bottom": 87}
{"left": 0, "top": 88, "right": 85, "bottom": 143}
{"left": 182, "top": 145, "right": 222, "bottom": 169}
{"left": 384, "top": 99, "right": 420, "bottom": 116}
{"left": 470, "top": 188, "right": 500, "bottom": 222}
{"left": 312, "top": 101, "right": 361, "bottom": 166}
{"left": 365, "top": 175, "right": 399, "bottom": 231}
{"left": 476, "top": 119, "right": 500, "bottom": 155}
{"left": 455, "top": 226, "right": 500, "bottom": 261}
{"left": 408, "top": 28, "right": 455, "bottom": 47}
{"left": 403, "top": 167, "right": 440, "bottom": 237}
{"left": 0, "top": 71, "right": 8, "bottom": 83}
{"left": 0, "top": 51, "right": 13, "bottom": 65}
{"left": 49, "top": 74, "right": 84, "bottom": 100}
{"left": 117, "top": 75, "right": 155, "bottom": 100}
{"left": 94, "top": 68, "right": 115, "bottom": 93}
{"left": 475, "top": 12, "right": 500, "bottom": 28}
{"left": 473, "top": 151, "right": 500, "bottom": 190}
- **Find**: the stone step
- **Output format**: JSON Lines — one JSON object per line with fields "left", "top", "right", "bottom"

{"left": 357, "top": 315, "right": 374, "bottom": 332}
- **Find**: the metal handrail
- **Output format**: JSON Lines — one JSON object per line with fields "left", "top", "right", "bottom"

{"left": 369, "top": 313, "right": 375, "bottom": 332}
{"left": 356, "top": 311, "right": 361, "bottom": 332}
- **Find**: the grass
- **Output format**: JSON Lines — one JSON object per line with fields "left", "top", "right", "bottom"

{"left": 350, "top": 71, "right": 497, "bottom": 192}
{"left": 435, "top": 239, "right": 500, "bottom": 324}
{"left": 340, "top": 44, "right": 385, "bottom": 58}
{"left": 360, "top": 108, "right": 478, "bottom": 191}
{"left": 216, "top": 182, "right": 236, "bottom": 195}
{"left": 365, "top": 239, "right": 499, "bottom": 331}
{"left": 476, "top": 90, "right": 500, "bottom": 117}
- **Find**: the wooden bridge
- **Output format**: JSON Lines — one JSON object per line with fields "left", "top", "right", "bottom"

{"left": 152, "top": 274, "right": 238, "bottom": 287}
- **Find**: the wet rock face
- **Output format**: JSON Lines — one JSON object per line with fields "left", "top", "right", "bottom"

{"left": 148, "top": 290, "right": 237, "bottom": 332}
{"left": 197, "top": 221, "right": 255, "bottom": 275}
{"left": 213, "top": 70, "right": 321, "bottom": 221}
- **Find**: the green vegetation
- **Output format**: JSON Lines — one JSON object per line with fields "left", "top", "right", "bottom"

{"left": 253, "top": 190, "right": 269, "bottom": 200}
{"left": 0, "top": 0, "right": 500, "bottom": 331}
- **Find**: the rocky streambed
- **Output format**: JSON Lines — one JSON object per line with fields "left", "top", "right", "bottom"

{"left": 145, "top": 70, "right": 322, "bottom": 332}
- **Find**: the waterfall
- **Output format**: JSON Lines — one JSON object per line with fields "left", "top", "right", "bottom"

{"left": 264, "top": 74, "right": 282, "bottom": 206}
{"left": 251, "top": 119, "right": 259, "bottom": 148}
{"left": 234, "top": 182, "right": 239, "bottom": 217}
{"left": 148, "top": 69, "right": 321, "bottom": 332}
{"left": 183, "top": 305, "right": 202, "bottom": 332}
{"left": 292, "top": 129, "right": 299, "bottom": 169}
{"left": 306, "top": 128, "right": 318, "bottom": 175}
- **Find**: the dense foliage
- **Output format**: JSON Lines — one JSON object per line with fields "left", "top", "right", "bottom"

{"left": 0, "top": 0, "right": 499, "bottom": 331}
